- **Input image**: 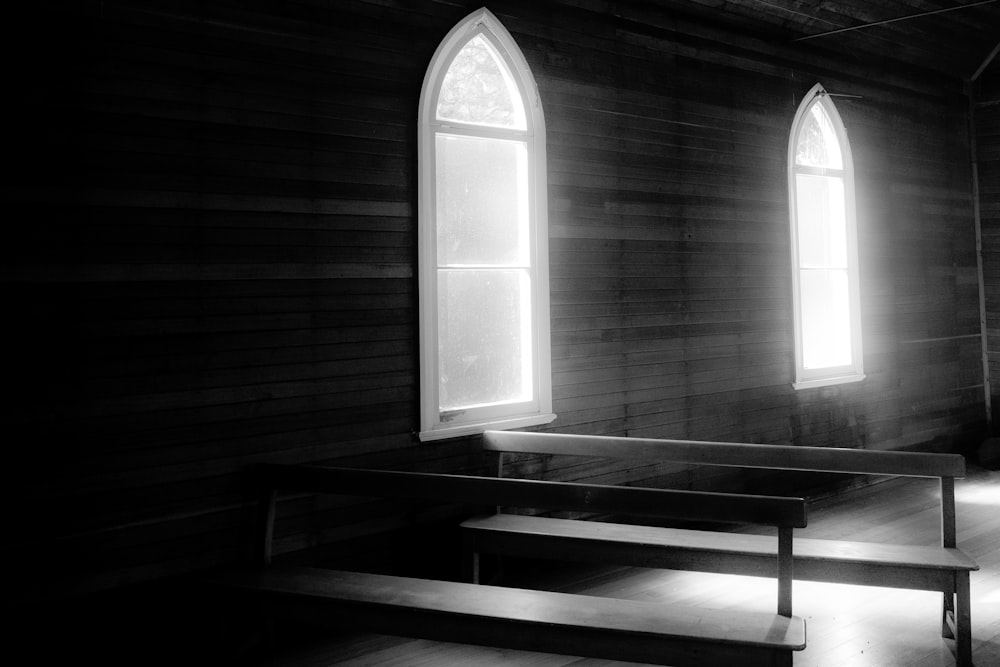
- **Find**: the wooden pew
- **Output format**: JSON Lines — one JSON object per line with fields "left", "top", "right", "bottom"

{"left": 461, "top": 430, "right": 980, "bottom": 667}
{"left": 208, "top": 463, "right": 808, "bottom": 667}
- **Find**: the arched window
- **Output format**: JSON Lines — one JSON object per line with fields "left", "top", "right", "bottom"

{"left": 417, "top": 8, "right": 553, "bottom": 440}
{"left": 788, "top": 84, "right": 864, "bottom": 389}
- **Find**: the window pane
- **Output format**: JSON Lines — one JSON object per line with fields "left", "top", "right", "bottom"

{"left": 795, "top": 102, "right": 843, "bottom": 169}
{"left": 796, "top": 173, "right": 846, "bottom": 268}
{"left": 437, "top": 35, "right": 526, "bottom": 129}
{"left": 436, "top": 134, "right": 528, "bottom": 266}
{"left": 438, "top": 269, "right": 532, "bottom": 411}
{"left": 801, "top": 269, "right": 852, "bottom": 369}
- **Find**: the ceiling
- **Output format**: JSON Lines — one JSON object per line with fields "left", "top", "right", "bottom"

{"left": 665, "top": 0, "right": 1000, "bottom": 83}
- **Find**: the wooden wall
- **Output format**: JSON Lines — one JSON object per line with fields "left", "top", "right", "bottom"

{"left": 977, "top": 60, "right": 1000, "bottom": 425}
{"left": 3, "top": 0, "right": 986, "bottom": 606}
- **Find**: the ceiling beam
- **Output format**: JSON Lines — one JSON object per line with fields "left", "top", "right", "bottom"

{"left": 972, "top": 40, "right": 1000, "bottom": 81}
{"left": 792, "top": 0, "right": 999, "bottom": 42}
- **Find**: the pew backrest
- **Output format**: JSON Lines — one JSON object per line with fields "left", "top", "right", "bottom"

{"left": 254, "top": 462, "right": 807, "bottom": 558}
{"left": 482, "top": 430, "right": 965, "bottom": 548}
{"left": 483, "top": 430, "right": 966, "bottom": 478}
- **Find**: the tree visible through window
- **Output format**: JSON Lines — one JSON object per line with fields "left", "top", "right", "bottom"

{"left": 788, "top": 84, "right": 864, "bottom": 389}
{"left": 418, "top": 9, "right": 553, "bottom": 440}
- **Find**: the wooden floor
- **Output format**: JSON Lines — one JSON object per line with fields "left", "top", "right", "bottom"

{"left": 257, "top": 464, "right": 1000, "bottom": 666}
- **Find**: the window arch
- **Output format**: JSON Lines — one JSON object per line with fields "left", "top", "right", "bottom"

{"left": 417, "top": 8, "right": 553, "bottom": 440}
{"left": 788, "top": 83, "right": 864, "bottom": 390}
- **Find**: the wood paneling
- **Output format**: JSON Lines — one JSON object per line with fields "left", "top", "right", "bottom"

{"left": 1, "top": 0, "right": 987, "bottom": 603}
{"left": 978, "top": 58, "right": 1000, "bottom": 426}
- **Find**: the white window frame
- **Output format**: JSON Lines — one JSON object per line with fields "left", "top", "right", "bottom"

{"left": 417, "top": 8, "right": 554, "bottom": 440}
{"left": 788, "top": 83, "right": 865, "bottom": 390}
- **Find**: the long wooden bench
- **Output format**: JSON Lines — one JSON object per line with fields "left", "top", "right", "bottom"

{"left": 461, "top": 430, "right": 980, "bottom": 666}
{"left": 208, "top": 463, "right": 808, "bottom": 667}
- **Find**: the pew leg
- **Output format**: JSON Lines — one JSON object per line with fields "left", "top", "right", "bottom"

{"left": 461, "top": 533, "right": 480, "bottom": 584}
{"left": 941, "top": 590, "right": 955, "bottom": 639}
{"left": 259, "top": 599, "right": 277, "bottom": 661}
{"left": 468, "top": 551, "right": 481, "bottom": 584}
{"left": 955, "top": 571, "right": 973, "bottom": 667}
{"left": 770, "top": 649, "right": 793, "bottom": 667}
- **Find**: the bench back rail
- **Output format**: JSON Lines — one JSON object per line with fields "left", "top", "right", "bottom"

{"left": 484, "top": 431, "right": 966, "bottom": 477}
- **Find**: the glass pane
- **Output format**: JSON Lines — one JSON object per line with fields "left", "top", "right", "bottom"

{"left": 437, "top": 34, "right": 526, "bottom": 129}
{"left": 438, "top": 269, "right": 532, "bottom": 411}
{"left": 801, "top": 269, "right": 852, "bottom": 370}
{"left": 436, "top": 134, "right": 528, "bottom": 266}
{"left": 795, "top": 102, "right": 843, "bottom": 169}
{"left": 796, "top": 173, "right": 846, "bottom": 268}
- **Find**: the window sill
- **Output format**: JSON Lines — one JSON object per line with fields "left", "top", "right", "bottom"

{"left": 418, "top": 412, "right": 557, "bottom": 442}
{"left": 793, "top": 373, "right": 866, "bottom": 391}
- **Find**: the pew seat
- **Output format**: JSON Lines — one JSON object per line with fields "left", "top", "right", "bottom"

{"left": 211, "top": 565, "right": 806, "bottom": 666}
{"left": 463, "top": 513, "right": 979, "bottom": 590}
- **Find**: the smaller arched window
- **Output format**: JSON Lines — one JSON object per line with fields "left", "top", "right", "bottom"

{"left": 788, "top": 84, "right": 864, "bottom": 389}
{"left": 417, "top": 8, "right": 553, "bottom": 440}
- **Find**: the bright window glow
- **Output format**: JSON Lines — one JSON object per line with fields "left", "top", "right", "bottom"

{"left": 418, "top": 8, "right": 553, "bottom": 439}
{"left": 438, "top": 269, "right": 532, "bottom": 411}
{"left": 795, "top": 173, "right": 846, "bottom": 269}
{"left": 795, "top": 103, "right": 843, "bottom": 169}
{"left": 800, "top": 269, "right": 851, "bottom": 368}
{"left": 437, "top": 35, "right": 526, "bottom": 130}
{"left": 788, "top": 84, "right": 864, "bottom": 389}
{"left": 435, "top": 134, "right": 529, "bottom": 267}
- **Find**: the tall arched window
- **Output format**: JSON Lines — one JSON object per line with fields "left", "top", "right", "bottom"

{"left": 417, "top": 8, "right": 553, "bottom": 440}
{"left": 788, "top": 84, "right": 864, "bottom": 390}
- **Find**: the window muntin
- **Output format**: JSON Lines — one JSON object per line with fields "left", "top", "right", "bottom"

{"left": 788, "top": 84, "right": 864, "bottom": 389}
{"left": 418, "top": 8, "right": 553, "bottom": 439}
